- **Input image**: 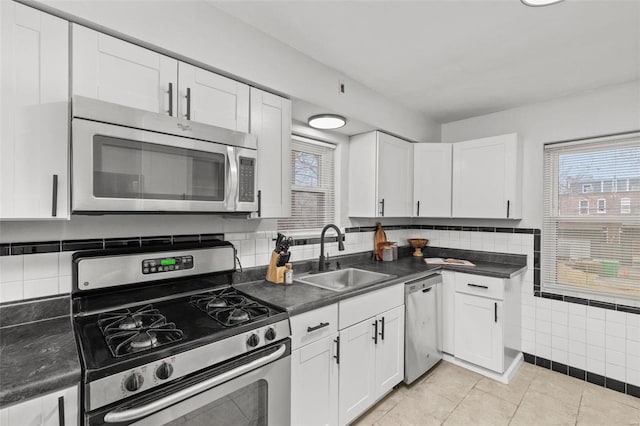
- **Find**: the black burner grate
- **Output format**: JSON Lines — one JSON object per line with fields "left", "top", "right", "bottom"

{"left": 98, "top": 304, "right": 183, "bottom": 358}
{"left": 190, "top": 288, "right": 270, "bottom": 327}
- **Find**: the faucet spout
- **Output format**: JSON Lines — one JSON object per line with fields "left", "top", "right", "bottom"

{"left": 318, "top": 224, "right": 345, "bottom": 272}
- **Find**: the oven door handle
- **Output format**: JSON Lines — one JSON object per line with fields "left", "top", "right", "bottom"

{"left": 103, "top": 344, "right": 287, "bottom": 423}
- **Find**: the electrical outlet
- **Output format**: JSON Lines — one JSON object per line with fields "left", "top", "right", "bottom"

{"left": 339, "top": 81, "right": 345, "bottom": 94}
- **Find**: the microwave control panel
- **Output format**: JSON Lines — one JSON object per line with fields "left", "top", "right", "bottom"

{"left": 238, "top": 157, "right": 256, "bottom": 202}
{"left": 142, "top": 256, "right": 193, "bottom": 274}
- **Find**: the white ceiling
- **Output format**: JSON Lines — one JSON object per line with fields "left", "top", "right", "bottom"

{"left": 211, "top": 0, "right": 640, "bottom": 124}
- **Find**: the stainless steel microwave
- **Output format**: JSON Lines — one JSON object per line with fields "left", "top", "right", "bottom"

{"left": 71, "top": 96, "right": 258, "bottom": 214}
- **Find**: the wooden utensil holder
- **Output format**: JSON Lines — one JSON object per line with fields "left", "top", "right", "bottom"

{"left": 266, "top": 251, "right": 287, "bottom": 284}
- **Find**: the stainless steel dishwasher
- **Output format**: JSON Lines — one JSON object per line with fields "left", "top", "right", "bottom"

{"left": 404, "top": 272, "right": 443, "bottom": 384}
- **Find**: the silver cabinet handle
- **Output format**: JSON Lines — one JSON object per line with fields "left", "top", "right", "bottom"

{"left": 103, "top": 344, "right": 286, "bottom": 423}
{"left": 51, "top": 175, "right": 58, "bottom": 217}
{"left": 167, "top": 82, "right": 174, "bottom": 116}
{"left": 58, "top": 396, "right": 65, "bottom": 426}
{"left": 185, "top": 87, "right": 191, "bottom": 120}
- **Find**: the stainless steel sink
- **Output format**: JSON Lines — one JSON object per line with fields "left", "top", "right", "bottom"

{"left": 295, "top": 268, "right": 393, "bottom": 292}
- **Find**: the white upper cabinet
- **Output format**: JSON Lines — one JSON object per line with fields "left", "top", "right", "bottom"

{"left": 72, "top": 25, "right": 177, "bottom": 116}
{"left": 72, "top": 25, "right": 250, "bottom": 132}
{"left": 249, "top": 88, "right": 291, "bottom": 218}
{"left": 413, "top": 143, "right": 452, "bottom": 217}
{"left": 0, "top": 1, "right": 69, "bottom": 219}
{"left": 348, "top": 131, "right": 413, "bottom": 217}
{"left": 177, "top": 62, "right": 249, "bottom": 132}
{"left": 451, "top": 133, "right": 522, "bottom": 219}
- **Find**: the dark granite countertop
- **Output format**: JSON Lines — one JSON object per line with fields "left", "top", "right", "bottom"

{"left": 0, "top": 298, "right": 81, "bottom": 408}
{"left": 237, "top": 248, "right": 527, "bottom": 315}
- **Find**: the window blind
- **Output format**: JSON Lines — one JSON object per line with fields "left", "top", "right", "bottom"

{"left": 277, "top": 136, "right": 336, "bottom": 230}
{"left": 543, "top": 132, "right": 640, "bottom": 300}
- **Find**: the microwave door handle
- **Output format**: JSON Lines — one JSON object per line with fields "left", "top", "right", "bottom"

{"left": 103, "top": 344, "right": 287, "bottom": 423}
{"left": 226, "top": 146, "right": 238, "bottom": 211}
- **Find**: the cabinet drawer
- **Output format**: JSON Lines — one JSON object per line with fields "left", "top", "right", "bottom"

{"left": 339, "top": 284, "right": 403, "bottom": 330}
{"left": 454, "top": 273, "right": 504, "bottom": 300}
{"left": 290, "top": 304, "right": 338, "bottom": 350}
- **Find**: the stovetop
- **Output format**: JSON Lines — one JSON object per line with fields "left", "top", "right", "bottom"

{"left": 74, "top": 284, "right": 287, "bottom": 380}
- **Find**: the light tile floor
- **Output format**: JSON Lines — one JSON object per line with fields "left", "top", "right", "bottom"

{"left": 352, "top": 361, "right": 640, "bottom": 426}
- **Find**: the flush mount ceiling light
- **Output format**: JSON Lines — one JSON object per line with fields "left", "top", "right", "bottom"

{"left": 521, "top": 0, "right": 565, "bottom": 6}
{"left": 308, "top": 114, "right": 346, "bottom": 130}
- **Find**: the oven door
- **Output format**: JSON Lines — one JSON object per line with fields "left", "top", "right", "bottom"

{"left": 88, "top": 342, "right": 290, "bottom": 426}
{"left": 72, "top": 118, "right": 237, "bottom": 213}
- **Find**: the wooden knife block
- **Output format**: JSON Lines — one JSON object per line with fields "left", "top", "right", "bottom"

{"left": 266, "top": 251, "right": 286, "bottom": 284}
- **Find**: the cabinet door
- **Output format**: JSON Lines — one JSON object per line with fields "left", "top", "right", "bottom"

{"left": 338, "top": 319, "right": 376, "bottom": 426}
{"left": 377, "top": 132, "right": 413, "bottom": 217}
{"left": 0, "top": 1, "right": 69, "bottom": 219}
{"left": 291, "top": 334, "right": 339, "bottom": 426}
{"left": 451, "top": 134, "right": 520, "bottom": 219}
{"left": 413, "top": 143, "right": 452, "bottom": 217}
{"left": 441, "top": 271, "right": 455, "bottom": 355}
{"left": 454, "top": 293, "right": 503, "bottom": 372}
{"left": 374, "top": 305, "right": 405, "bottom": 399}
{"left": 72, "top": 25, "right": 177, "bottom": 115}
{"left": 249, "top": 88, "right": 291, "bottom": 218}
{"left": 0, "top": 385, "right": 78, "bottom": 426}
{"left": 178, "top": 62, "right": 249, "bottom": 132}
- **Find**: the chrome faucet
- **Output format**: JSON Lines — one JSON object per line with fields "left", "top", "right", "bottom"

{"left": 318, "top": 224, "right": 345, "bottom": 272}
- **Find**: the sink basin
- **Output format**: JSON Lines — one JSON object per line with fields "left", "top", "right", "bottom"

{"left": 295, "top": 268, "right": 393, "bottom": 292}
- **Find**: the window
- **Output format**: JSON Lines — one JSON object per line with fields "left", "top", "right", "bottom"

{"left": 579, "top": 200, "right": 589, "bottom": 215}
{"left": 582, "top": 184, "right": 593, "bottom": 193}
{"left": 544, "top": 132, "right": 640, "bottom": 300}
{"left": 278, "top": 136, "right": 335, "bottom": 230}
{"left": 621, "top": 198, "right": 631, "bottom": 214}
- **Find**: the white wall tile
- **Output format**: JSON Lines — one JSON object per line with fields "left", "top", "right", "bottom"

{"left": 552, "top": 335, "right": 568, "bottom": 352}
{"left": 606, "top": 348, "right": 625, "bottom": 367}
{"left": 58, "top": 275, "right": 72, "bottom": 294}
{"left": 568, "top": 303, "right": 587, "bottom": 317}
{"left": 58, "top": 252, "right": 73, "bottom": 277}
{"left": 23, "top": 277, "right": 59, "bottom": 299}
{"left": 552, "top": 347, "right": 568, "bottom": 364}
{"left": 586, "top": 317, "right": 605, "bottom": 334}
{"left": 587, "top": 344, "right": 605, "bottom": 361}
{"left": 0, "top": 256, "right": 24, "bottom": 283}
{"left": 627, "top": 339, "right": 640, "bottom": 357}
{"left": 522, "top": 338, "right": 535, "bottom": 353}
{"left": 586, "top": 329, "right": 605, "bottom": 347}
{"left": 586, "top": 357, "right": 605, "bottom": 375}
{"left": 552, "top": 323, "right": 568, "bottom": 338}
{"left": 536, "top": 331, "right": 551, "bottom": 347}
{"left": 0, "top": 281, "right": 24, "bottom": 303}
{"left": 627, "top": 367, "right": 640, "bottom": 387}
{"left": 569, "top": 327, "right": 587, "bottom": 344}
{"left": 606, "top": 363, "right": 626, "bottom": 382}
{"left": 569, "top": 338, "right": 586, "bottom": 356}
{"left": 568, "top": 352, "right": 586, "bottom": 369}
{"left": 587, "top": 306, "right": 606, "bottom": 320}
{"left": 569, "top": 313, "right": 586, "bottom": 330}
{"left": 606, "top": 309, "right": 626, "bottom": 324}
{"left": 606, "top": 321, "right": 626, "bottom": 339}
{"left": 536, "top": 343, "right": 552, "bottom": 359}
{"left": 551, "top": 308, "right": 568, "bottom": 327}
{"left": 536, "top": 318, "right": 552, "bottom": 334}
{"left": 605, "top": 335, "right": 626, "bottom": 354}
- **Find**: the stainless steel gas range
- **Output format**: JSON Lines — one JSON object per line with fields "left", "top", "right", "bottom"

{"left": 71, "top": 242, "right": 291, "bottom": 425}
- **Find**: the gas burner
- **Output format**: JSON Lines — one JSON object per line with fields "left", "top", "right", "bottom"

{"left": 212, "top": 302, "right": 270, "bottom": 327}
{"left": 190, "top": 288, "right": 246, "bottom": 312}
{"left": 129, "top": 332, "right": 158, "bottom": 351}
{"left": 98, "top": 304, "right": 184, "bottom": 358}
{"left": 191, "top": 288, "right": 270, "bottom": 327}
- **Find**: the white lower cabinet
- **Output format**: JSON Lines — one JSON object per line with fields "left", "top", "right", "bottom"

{"left": 441, "top": 271, "right": 455, "bottom": 355}
{"left": 338, "top": 305, "right": 404, "bottom": 425}
{"left": 290, "top": 304, "right": 339, "bottom": 426}
{"left": 291, "top": 333, "right": 339, "bottom": 426}
{"left": 0, "top": 385, "right": 78, "bottom": 426}
{"left": 452, "top": 272, "right": 521, "bottom": 375}
{"left": 455, "top": 293, "right": 503, "bottom": 372}
{"left": 290, "top": 285, "right": 404, "bottom": 426}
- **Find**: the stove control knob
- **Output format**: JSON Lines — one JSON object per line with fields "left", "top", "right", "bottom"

{"left": 155, "top": 362, "right": 174, "bottom": 381}
{"left": 124, "top": 372, "right": 144, "bottom": 392}
{"left": 247, "top": 333, "right": 260, "bottom": 348}
{"left": 264, "top": 327, "right": 276, "bottom": 341}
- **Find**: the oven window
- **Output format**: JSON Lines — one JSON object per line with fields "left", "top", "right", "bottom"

{"left": 93, "top": 135, "right": 225, "bottom": 201}
{"left": 164, "top": 380, "right": 268, "bottom": 426}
